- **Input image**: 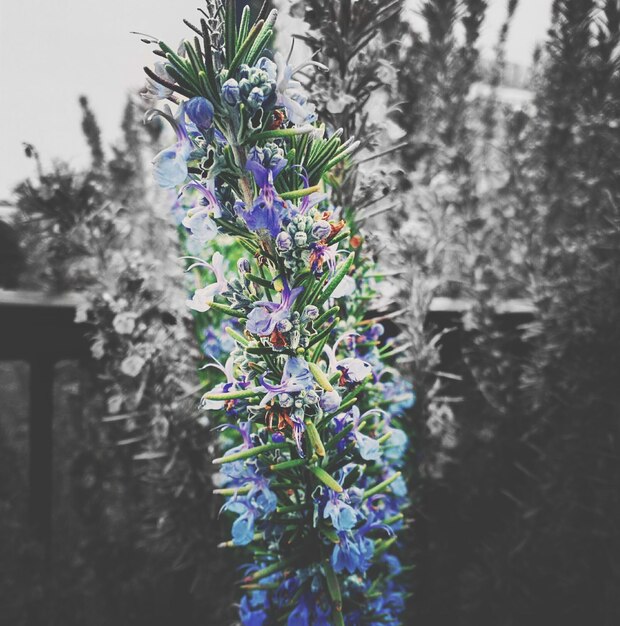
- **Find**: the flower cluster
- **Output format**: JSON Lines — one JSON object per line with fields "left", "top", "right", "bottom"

{"left": 142, "top": 3, "right": 413, "bottom": 624}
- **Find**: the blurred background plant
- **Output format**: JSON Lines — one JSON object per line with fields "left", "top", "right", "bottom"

{"left": 381, "top": 0, "right": 620, "bottom": 623}
{"left": 1, "top": 94, "right": 240, "bottom": 625}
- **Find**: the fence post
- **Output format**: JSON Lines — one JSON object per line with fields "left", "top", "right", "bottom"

{"left": 28, "top": 355, "right": 55, "bottom": 564}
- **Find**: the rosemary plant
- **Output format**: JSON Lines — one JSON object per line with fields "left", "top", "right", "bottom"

{"left": 141, "top": 2, "right": 413, "bottom": 623}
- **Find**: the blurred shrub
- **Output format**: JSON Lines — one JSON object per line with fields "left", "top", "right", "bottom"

{"left": 5, "top": 96, "right": 238, "bottom": 625}
{"left": 387, "top": 0, "right": 620, "bottom": 624}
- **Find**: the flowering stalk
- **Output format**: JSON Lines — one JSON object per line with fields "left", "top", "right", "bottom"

{"left": 142, "top": 2, "right": 414, "bottom": 623}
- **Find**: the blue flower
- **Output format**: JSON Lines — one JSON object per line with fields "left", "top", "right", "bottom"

{"left": 382, "top": 554, "right": 403, "bottom": 576}
{"left": 240, "top": 593, "right": 269, "bottom": 626}
{"left": 287, "top": 595, "right": 310, "bottom": 626}
{"left": 147, "top": 105, "right": 193, "bottom": 189}
{"left": 389, "top": 472, "right": 407, "bottom": 498}
{"left": 201, "top": 320, "right": 236, "bottom": 359}
{"left": 232, "top": 508, "right": 255, "bottom": 545}
{"left": 222, "top": 499, "right": 256, "bottom": 545}
{"left": 382, "top": 427, "right": 408, "bottom": 463}
{"left": 382, "top": 377, "right": 416, "bottom": 416}
{"left": 152, "top": 142, "right": 192, "bottom": 188}
{"left": 323, "top": 490, "right": 358, "bottom": 531}
{"left": 332, "top": 532, "right": 374, "bottom": 574}
{"left": 356, "top": 431, "right": 381, "bottom": 461}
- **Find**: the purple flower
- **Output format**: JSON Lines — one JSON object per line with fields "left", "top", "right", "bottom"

{"left": 237, "top": 147, "right": 288, "bottom": 238}
{"left": 324, "top": 342, "right": 373, "bottom": 385}
{"left": 259, "top": 356, "right": 315, "bottom": 456}
{"left": 332, "top": 406, "right": 382, "bottom": 461}
{"left": 179, "top": 180, "right": 222, "bottom": 244}
{"left": 246, "top": 278, "right": 303, "bottom": 337}
{"left": 259, "top": 357, "right": 314, "bottom": 408}
{"left": 309, "top": 242, "right": 339, "bottom": 275}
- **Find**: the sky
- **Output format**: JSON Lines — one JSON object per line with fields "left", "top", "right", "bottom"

{"left": 0, "top": 0, "right": 553, "bottom": 200}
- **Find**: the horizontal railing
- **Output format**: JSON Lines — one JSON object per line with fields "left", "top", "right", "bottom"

{"left": 0, "top": 288, "right": 536, "bottom": 562}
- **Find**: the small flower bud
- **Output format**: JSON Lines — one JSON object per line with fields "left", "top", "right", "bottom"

{"left": 312, "top": 220, "right": 331, "bottom": 240}
{"left": 306, "top": 390, "right": 319, "bottom": 404}
{"left": 185, "top": 97, "right": 214, "bottom": 131}
{"left": 251, "top": 68, "right": 269, "bottom": 86}
{"left": 279, "top": 393, "right": 294, "bottom": 408}
{"left": 302, "top": 305, "right": 319, "bottom": 322}
{"left": 276, "top": 318, "right": 293, "bottom": 333}
{"left": 289, "top": 329, "right": 301, "bottom": 349}
{"left": 271, "top": 431, "right": 285, "bottom": 443}
{"left": 294, "top": 231, "right": 308, "bottom": 247}
{"left": 276, "top": 231, "right": 293, "bottom": 252}
{"left": 247, "top": 87, "right": 265, "bottom": 109}
{"left": 320, "top": 389, "right": 342, "bottom": 413}
{"left": 237, "top": 258, "right": 251, "bottom": 275}
{"left": 221, "top": 78, "right": 241, "bottom": 106}
{"left": 369, "top": 323, "right": 385, "bottom": 339}
{"left": 238, "top": 77, "right": 252, "bottom": 97}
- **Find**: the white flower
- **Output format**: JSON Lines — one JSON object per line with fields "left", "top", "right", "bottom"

{"left": 74, "top": 300, "right": 90, "bottom": 323}
{"left": 91, "top": 338, "right": 105, "bottom": 360}
{"left": 120, "top": 354, "right": 146, "bottom": 377}
{"left": 141, "top": 62, "right": 173, "bottom": 101}
{"left": 186, "top": 251, "right": 228, "bottom": 312}
{"left": 260, "top": 52, "right": 322, "bottom": 126}
{"left": 112, "top": 312, "right": 137, "bottom": 335}
{"left": 107, "top": 394, "right": 124, "bottom": 414}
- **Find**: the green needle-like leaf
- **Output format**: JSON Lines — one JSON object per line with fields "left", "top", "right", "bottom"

{"left": 208, "top": 301, "right": 249, "bottom": 318}
{"left": 309, "top": 466, "right": 342, "bottom": 493}
{"left": 316, "top": 253, "right": 354, "bottom": 307}
{"left": 213, "top": 442, "right": 288, "bottom": 465}
{"left": 363, "top": 471, "right": 402, "bottom": 499}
